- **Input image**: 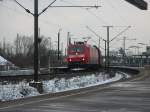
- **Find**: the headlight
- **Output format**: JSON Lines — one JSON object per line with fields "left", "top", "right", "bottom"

{"left": 82, "top": 57, "right": 85, "bottom": 61}
{"left": 69, "top": 58, "right": 72, "bottom": 62}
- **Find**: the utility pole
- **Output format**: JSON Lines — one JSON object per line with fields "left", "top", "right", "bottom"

{"left": 123, "top": 36, "right": 126, "bottom": 65}
{"left": 38, "top": 28, "right": 41, "bottom": 76}
{"left": 34, "top": 0, "right": 39, "bottom": 82}
{"left": 104, "top": 40, "right": 107, "bottom": 70}
{"left": 61, "top": 42, "right": 63, "bottom": 64}
{"left": 103, "top": 26, "right": 113, "bottom": 73}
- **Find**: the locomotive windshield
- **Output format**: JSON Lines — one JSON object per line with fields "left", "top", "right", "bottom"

{"left": 70, "top": 46, "right": 83, "bottom": 53}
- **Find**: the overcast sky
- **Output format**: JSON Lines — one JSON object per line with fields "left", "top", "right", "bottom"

{"left": 0, "top": 0, "right": 150, "bottom": 53}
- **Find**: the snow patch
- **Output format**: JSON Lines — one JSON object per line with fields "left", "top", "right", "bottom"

{"left": 0, "top": 81, "right": 39, "bottom": 101}
{"left": 0, "top": 56, "right": 8, "bottom": 65}
{"left": 0, "top": 72, "right": 127, "bottom": 101}
{"left": 42, "top": 72, "right": 122, "bottom": 93}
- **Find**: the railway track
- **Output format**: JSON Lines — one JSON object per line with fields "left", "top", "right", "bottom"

{"left": 0, "top": 66, "right": 140, "bottom": 82}
{"left": 0, "top": 67, "right": 101, "bottom": 82}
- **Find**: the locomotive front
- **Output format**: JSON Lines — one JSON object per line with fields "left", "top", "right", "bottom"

{"left": 67, "top": 42, "right": 88, "bottom": 68}
{"left": 67, "top": 41, "right": 101, "bottom": 68}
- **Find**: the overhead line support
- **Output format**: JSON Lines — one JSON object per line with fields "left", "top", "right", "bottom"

{"left": 14, "top": 0, "right": 34, "bottom": 15}
{"left": 103, "top": 26, "right": 113, "bottom": 73}
{"left": 14, "top": 0, "right": 101, "bottom": 82}
{"left": 110, "top": 26, "right": 131, "bottom": 42}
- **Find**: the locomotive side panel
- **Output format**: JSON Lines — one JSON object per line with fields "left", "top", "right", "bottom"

{"left": 89, "top": 46, "right": 99, "bottom": 64}
{"left": 93, "top": 46, "right": 102, "bottom": 65}
{"left": 85, "top": 46, "right": 90, "bottom": 64}
{"left": 89, "top": 47, "right": 93, "bottom": 64}
{"left": 94, "top": 47, "right": 99, "bottom": 64}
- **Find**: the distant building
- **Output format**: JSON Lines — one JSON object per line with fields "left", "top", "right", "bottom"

{"left": 146, "top": 46, "right": 150, "bottom": 55}
{"left": 0, "top": 56, "right": 16, "bottom": 71}
{"left": 109, "top": 50, "right": 120, "bottom": 57}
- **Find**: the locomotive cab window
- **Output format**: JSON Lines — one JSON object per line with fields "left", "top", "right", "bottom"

{"left": 70, "top": 46, "right": 84, "bottom": 53}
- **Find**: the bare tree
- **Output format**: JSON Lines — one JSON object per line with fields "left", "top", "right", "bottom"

{"left": 0, "top": 34, "right": 63, "bottom": 68}
{"left": 14, "top": 34, "right": 23, "bottom": 55}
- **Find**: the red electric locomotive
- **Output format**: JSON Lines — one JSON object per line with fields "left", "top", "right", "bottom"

{"left": 67, "top": 41, "right": 102, "bottom": 68}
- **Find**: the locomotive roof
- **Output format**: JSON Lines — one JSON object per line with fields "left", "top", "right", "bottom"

{"left": 71, "top": 41, "right": 91, "bottom": 46}
{"left": 69, "top": 42, "right": 91, "bottom": 47}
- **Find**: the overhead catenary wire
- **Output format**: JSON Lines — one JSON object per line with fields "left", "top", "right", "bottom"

{"left": 91, "top": 39, "right": 105, "bottom": 50}
{"left": 56, "top": 0, "right": 108, "bottom": 41}
{"left": 0, "top": 3, "right": 23, "bottom": 14}
{"left": 60, "top": 0, "right": 108, "bottom": 25}
{"left": 38, "top": 0, "right": 57, "bottom": 16}
{"left": 105, "top": 0, "right": 129, "bottom": 25}
{"left": 86, "top": 26, "right": 106, "bottom": 41}
{"left": 105, "top": 0, "right": 149, "bottom": 45}
{"left": 40, "top": 0, "right": 100, "bottom": 10}
{"left": 60, "top": 0, "right": 131, "bottom": 45}
{"left": 110, "top": 26, "right": 131, "bottom": 42}
{"left": 14, "top": 0, "right": 34, "bottom": 15}
{"left": 0, "top": 2, "right": 64, "bottom": 28}
{"left": 0, "top": 0, "right": 102, "bottom": 40}
{"left": 103, "top": 0, "right": 131, "bottom": 38}
{"left": 86, "top": 9, "right": 110, "bottom": 25}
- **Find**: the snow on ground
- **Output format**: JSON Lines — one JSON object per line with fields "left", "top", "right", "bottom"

{"left": 0, "top": 72, "right": 128, "bottom": 101}
{"left": 0, "top": 81, "right": 39, "bottom": 101}
{"left": 70, "top": 68, "right": 85, "bottom": 71}
{"left": 0, "top": 56, "right": 8, "bottom": 65}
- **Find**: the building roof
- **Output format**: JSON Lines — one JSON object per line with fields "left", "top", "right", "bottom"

{"left": 0, "top": 56, "right": 11, "bottom": 65}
